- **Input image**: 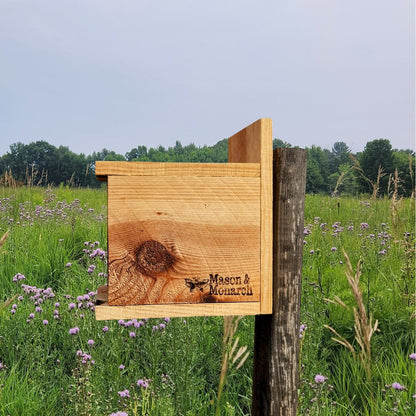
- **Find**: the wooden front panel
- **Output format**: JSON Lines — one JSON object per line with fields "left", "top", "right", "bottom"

{"left": 107, "top": 175, "right": 260, "bottom": 306}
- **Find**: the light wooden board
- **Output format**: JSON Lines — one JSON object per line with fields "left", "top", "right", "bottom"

{"left": 229, "top": 118, "right": 273, "bottom": 314}
{"left": 107, "top": 175, "right": 260, "bottom": 305}
{"left": 95, "top": 118, "right": 273, "bottom": 319}
{"left": 96, "top": 162, "right": 260, "bottom": 181}
{"left": 95, "top": 285, "right": 261, "bottom": 320}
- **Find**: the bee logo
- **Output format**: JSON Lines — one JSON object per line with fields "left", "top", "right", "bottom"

{"left": 185, "top": 278, "right": 209, "bottom": 293}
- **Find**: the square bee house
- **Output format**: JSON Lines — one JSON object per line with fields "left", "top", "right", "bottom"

{"left": 95, "top": 119, "right": 272, "bottom": 319}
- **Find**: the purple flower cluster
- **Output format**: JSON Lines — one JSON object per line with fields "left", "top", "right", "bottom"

{"left": 303, "top": 225, "right": 313, "bottom": 236}
{"left": 391, "top": 382, "right": 406, "bottom": 391}
{"left": 12, "top": 273, "right": 26, "bottom": 282}
{"left": 152, "top": 320, "right": 169, "bottom": 332}
{"left": 71, "top": 291, "right": 96, "bottom": 312}
{"left": 69, "top": 327, "right": 80, "bottom": 335}
{"left": 314, "top": 374, "right": 327, "bottom": 384}
{"left": 80, "top": 241, "right": 107, "bottom": 277}
{"left": 21, "top": 284, "right": 55, "bottom": 301}
{"left": 4, "top": 196, "right": 106, "bottom": 228}
{"left": 118, "top": 319, "right": 145, "bottom": 329}
{"left": 331, "top": 222, "right": 344, "bottom": 237}
{"left": 137, "top": 378, "right": 150, "bottom": 388}
{"left": 76, "top": 350, "right": 95, "bottom": 365}
{"left": 89, "top": 248, "right": 107, "bottom": 260}
{"left": 118, "top": 389, "right": 130, "bottom": 398}
{"left": 299, "top": 324, "right": 307, "bottom": 339}
{"left": 304, "top": 218, "right": 395, "bottom": 259}
{"left": 13, "top": 281, "right": 57, "bottom": 321}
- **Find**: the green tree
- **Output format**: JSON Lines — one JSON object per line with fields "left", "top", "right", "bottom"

{"left": 329, "top": 141, "right": 352, "bottom": 174}
{"left": 391, "top": 150, "right": 415, "bottom": 197}
{"left": 125, "top": 146, "right": 147, "bottom": 161}
{"left": 358, "top": 139, "right": 394, "bottom": 195}
{"left": 273, "top": 138, "right": 292, "bottom": 149}
{"left": 306, "top": 146, "right": 331, "bottom": 194}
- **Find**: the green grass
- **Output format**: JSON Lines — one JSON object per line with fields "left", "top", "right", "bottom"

{"left": 0, "top": 187, "right": 414, "bottom": 415}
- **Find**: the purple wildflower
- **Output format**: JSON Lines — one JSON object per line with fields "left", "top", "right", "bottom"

{"left": 69, "top": 327, "right": 79, "bottom": 335}
{"left": 68, "top": 302, "right": 76, "bottom": 310}
{"left": 119, "top": 364, "right": 125, "bottom": 370}
{"left": 12, "top": 273, "right": 26, "bottom": 282}
{"left": 66, "top": 262, "right": 72, "bottom": 268}
{"left": 331, "top": 247, "right": 337, "bottom": 252}
{"left": 409, "top": 353, "right": 416, "bottom": 361}
{"left": 87, "top": 339, "right": 95, "bottom": 346}
{"left": 314, "top": 374, "right": 327, "bottom": 384}
{"left": 102, "top": 326, "right": 109, "bottom": 332}
{"left": 118, "top": 389, "right": 130, "bottom": 398}
{"left": 129, "top": 332, "right": 136, "bottom": 338}
{"left": 87, "top": 265, "right": 96, "bottom": 274}
{"left": 392, "top": 382, "right": 406, "bottom": 391}
{"left": 137, "top": 379, "right": 149, "bottom": 388}
{"left": 43, "top": 320, "right": 49, "bottom": 325}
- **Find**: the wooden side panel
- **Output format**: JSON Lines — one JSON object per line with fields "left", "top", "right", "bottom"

{"left": 228, "top": 118, "right": 273, "bottom": 314}
{"left": 107, "top": 175, "right": 261, "bottom": 306}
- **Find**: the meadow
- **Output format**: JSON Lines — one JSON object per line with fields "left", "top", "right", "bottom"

{"left": 0, "top": 185, "right": 414, "bottom": 415}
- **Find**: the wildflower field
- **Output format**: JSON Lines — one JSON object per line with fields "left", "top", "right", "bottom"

{"left": 0, "top": 186, "right": 414, "bottom": 415}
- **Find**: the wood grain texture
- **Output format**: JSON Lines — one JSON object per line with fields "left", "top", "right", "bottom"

{"left": 229, "top": 118, "right": 273, "bottom": 314}
{"left": 95, "top": 285, "right": 261, "bottom": 319}
{"left": 95, "top": 118, "right": 273, "bottom": 319}
{"left": 251, "top": 148, "right": 307, "bottom": 416}
{"left": 107, "top": 175, "right": 260, "bottom": 306}
{"left": 96, "top": 161, "right": 260, "bottom": 181}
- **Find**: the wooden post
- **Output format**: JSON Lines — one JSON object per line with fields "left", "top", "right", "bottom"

{"left": 252, "top": 148, "right": 307, "bottom": 416}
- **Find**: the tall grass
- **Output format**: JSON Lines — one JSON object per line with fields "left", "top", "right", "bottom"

{"left": 0, "top": 186, "right": 414, "bottom": 415}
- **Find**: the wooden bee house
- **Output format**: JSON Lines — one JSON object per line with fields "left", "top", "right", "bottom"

{"left": 95, "top": 118, "right": 272, "bottom": 319}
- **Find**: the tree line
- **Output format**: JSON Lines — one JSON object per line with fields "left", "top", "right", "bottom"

{"left": 0, "top": 138, "right": 414, "bottom": 196}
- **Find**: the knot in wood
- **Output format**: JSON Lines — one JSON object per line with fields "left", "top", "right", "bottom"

{"left": 134, "top": 240, "right": 175, "bottom": 277}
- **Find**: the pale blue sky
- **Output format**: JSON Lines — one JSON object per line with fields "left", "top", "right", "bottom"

{"left": 0, "top": 0, "right": 414, "bottom": 156}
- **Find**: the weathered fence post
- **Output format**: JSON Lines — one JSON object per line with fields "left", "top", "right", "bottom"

{"left": 252, "top": 148, "right": 307, "bottom": 416}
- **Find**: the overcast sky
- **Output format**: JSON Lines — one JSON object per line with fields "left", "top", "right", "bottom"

{"left": 0, "top": 1, "right": 414, "bottom": 157}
